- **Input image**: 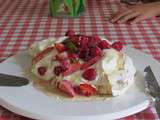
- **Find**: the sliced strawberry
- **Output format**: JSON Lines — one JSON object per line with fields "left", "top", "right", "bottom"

{"left": 63, "top": 62, "right": 81, "bottom": 76}
{"left": 55, "top": 43, "right": 67, "bottom": 53}
{"left": 81, "top": 56, "right": 102, "bottom": 70}
{"left": 79, "top": 84, "right": 97, "bottom": 96}
{"left": 55, "top": 52, "right": 68, "bottom": 61}
{"left": 58, "top": 80, "right": 76, "bottom": 97}
{"left": 32, "top": 46, "right": 54, "bottom": 64}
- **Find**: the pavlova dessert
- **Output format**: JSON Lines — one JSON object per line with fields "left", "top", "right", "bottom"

{"left": 29, "top": 30, "right": 136, "bottom": 97}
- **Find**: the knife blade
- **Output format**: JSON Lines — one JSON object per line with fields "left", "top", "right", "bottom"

{"left": 144, "top": 66, "right": 160, "bottom": 118}
{"left": 0, "top": 73, "right": 29, "bottom": 87}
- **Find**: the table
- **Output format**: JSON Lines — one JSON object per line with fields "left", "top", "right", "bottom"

{"left": 0, "top": 0, "right": 160, "bottom": 119}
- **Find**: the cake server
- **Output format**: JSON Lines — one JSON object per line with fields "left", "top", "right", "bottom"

{"left": 0, "top": 73, "right": 29, "bottom": 87}
{"left": 144, "top": 66, "right": 160, "bottom": 118}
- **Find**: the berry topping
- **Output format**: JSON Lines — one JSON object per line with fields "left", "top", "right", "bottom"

{"left": 79, "top": 83, "right": 97, "bottom": 96}
{"left": 68, "top": 53, "right": 79, "bottom": 63}
{"left": 68, "top": 53, "right": 78, "bottom": 59}
{"left": 60, "top": 60, "right": 70, "bottom": 70}
{"left": 79, "top": 48, "right": 91, "bottom": 61}
{"left": 32, "top": 46, "right": 54, "bottom": 64}
{"left": 55, "top": 52, "right": 68, "bottom": 61}
{"left": 54, "top": 66, "right": 66, "bottom": 76}
{"left": 38, "top": 66, "right": 47, "bottom": 76}
{"left": 58, "top": 80, "right": 76, "bottom": 97}
{"left": 93, "top": 35, "right": 101, "bottom": 43}
{"left": 88, "top": 36, "right": 101, "bottom": 47}
{"left": 90, "top": 46, "right": 103, "bottom": 58}
{"left": 65, "top": 30, "right": 75, "bottom": 37}
{"left": 81, "top": 56, "right": 101, "bottom": 70}
{"left": 82, "top": 68, "right": 97, "bottom": 81}
{"left": 63, "top": 62, "right": 81, "bottom": 76}
{"left": 98, "top": 40, "right": 110, "bottom": 49}
{"left": 111, "top": 41, "right": 123, "bottom": 51}
{"left": 55, "top": 43, "right": 67, "bottom": 53}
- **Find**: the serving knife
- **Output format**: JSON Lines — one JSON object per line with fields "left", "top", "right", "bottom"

{"left": 144, "top": 66, "right": 160, "bottom": 118}
{"left": 0, "top": 73, "right": 29, "bottom": 87}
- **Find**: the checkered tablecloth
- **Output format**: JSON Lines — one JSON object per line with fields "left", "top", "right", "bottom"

{"left": 0, "top": 0, "right": 160, "bottom": 119}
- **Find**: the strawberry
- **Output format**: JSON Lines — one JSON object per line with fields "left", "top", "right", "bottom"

{"left": 55, "top": 43, "right": 67, "bottom": 53}
{"left": 111, "top": 41, "right": 123, "bottom": 51}
{"left": 58, "top": 80, "right": 76, "bottom": 97}
{"left": 38, "top": 66, "right": 47, "bottom": 76}
{"left": 63, "top": 62, "right": 81, "bottom": 76}
{"left": 32, "top": 46, "right": 54, "bottom": 64}
{"left": 82, "top": 68, "right": 97, "bottom": 81}
{"left": 65, "top": 30, "right": 75, "bottom": 37}
{"left": 79, "top": 84, "right": 97, "bottom": 96}
{"left": 55, "top": 52, "right": 68, "bottom": 61}
{"left": 81, "top": 56, "right": 101, "bottom": 70}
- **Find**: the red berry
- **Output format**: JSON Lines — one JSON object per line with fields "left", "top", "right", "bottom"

{"left": 60, "top": 60, "right": 70, "bottom": 70}
{"left": 79, "top": 48, "right": 91, "bottom": 61}
{"left": 81, "top": 56, "right": 101, "bottom": 70}
{"left": 93, "top": 35, "right": 101, "bottom": 43}
{"left": 82, "top": 68, "right": 97, "bottom": 81}
{"left": 88, "top": 36, "right": 101, "bottom": 47}
{"left": 58, "top": 80, "right": 76, "bottom": 97}
{"left": 68, "top": 53, "right": 79, "bottom": 63}
{"left": 55, "top": 43, "right": 67, "bottom": 53}
{"left": 98, "top": 40, "right": 110, "bottom": 49}
{"left": 55, "top": 52, "right": 68, "bottom": 61}
{"left": 65, "top": 30, "right": 75, "bottom": 37}
{"left": 111, "top": 41, "right": 123, "bottom": 51}
{"left": 63, "top": 62, "right": 81, "bottom": 76}
{"left": 54, "top": 66, "right": 65, "bottom": 76}
{"left": 79, "top": 83, "right": 97, "bottom": 96}
{"left": 80, "top": 36, "right": 89, "bottom": 48}
{"left": 38, "top": 66, "right": 47, "bottom": 76}
{"left": 89, "top": 46, "right": 103, "bottom": 58}
{"left": 68, "top": 53, "right": 78, "bottom": 59}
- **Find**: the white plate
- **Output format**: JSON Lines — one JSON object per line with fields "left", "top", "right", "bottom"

{"left": 0, "top": 45, "right": 159, "bottom": 120}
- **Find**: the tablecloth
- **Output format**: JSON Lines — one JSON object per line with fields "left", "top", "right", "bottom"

{"left": 0, "top": 0, "right": 160, "bottom": 119}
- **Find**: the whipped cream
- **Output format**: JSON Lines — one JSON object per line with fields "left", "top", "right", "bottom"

{"left": 98, "top": 49, "right": 136, "bottom": 96}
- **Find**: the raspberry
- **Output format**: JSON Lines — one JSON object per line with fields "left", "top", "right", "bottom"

{"left": 79, "top": 48, "right": 91, "bottom": 61}
{"left": 65, "top": 30, "right": 75, "bottom": 37}
{"left": 82, "top": 68, "right": 97, "bottom": 81}
{"left": 98, "top": 40, "right": 110, "bottom": 49}
{"left": 38, "top": 66, "right": 47, "bottom": 76}
{"left": 80, "top": 36, "right": 89, "bottom": 47}
{"left": 54, "top": 66, "right": 65, "bottom": 76}
{"left": 68, "top": 53, "right": 79, "bottom": 63}
{"left": 93, "top": 35, "right": 101, "bottom": 43}
{"left": 68, "top": 53, "right": 78, "bottom": 59}
{"left": 89, "top": 46, "right": 102, "bottom": 58}
{"left": 60, "top": 60, "right": 70, "bottom": 70}
{"left": 88, "top": 35, "right": 101, "bottom": 47}
{"left": 111, "top": 41, "right": 123, "bottom": 51}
